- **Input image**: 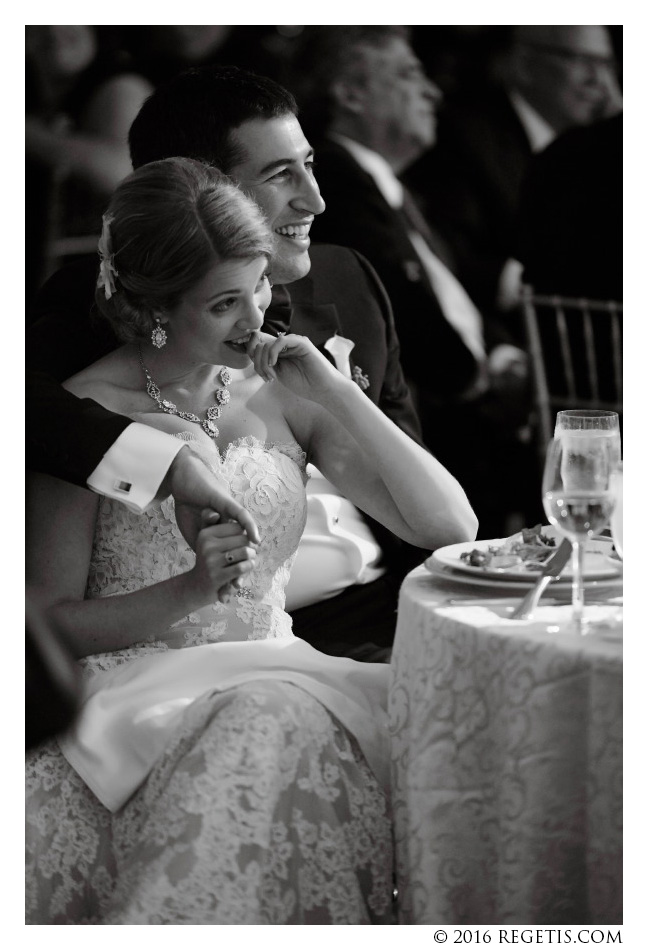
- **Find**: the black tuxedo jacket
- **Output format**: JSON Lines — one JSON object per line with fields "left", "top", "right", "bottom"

{"left": 404, "top": 85, "right": 533, "bottom": 315}
{"left": 515, "top": 113, "right": 622, "bottom": 301}
{"left": 27, "top": 243, "right": 425, "bottom": 573}
{"left": 308, "top": 138, "right": 478, "bottom": 398}
{"left": 287, "top": 245, "right": 423, "bottom": 445}
{"left": 514, "top": 114, "right": 623, "bottom": 407}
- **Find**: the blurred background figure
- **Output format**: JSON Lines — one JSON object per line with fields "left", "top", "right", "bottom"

{"left": 290, "top": 25, "right": 532, "bottom": 537}
{"left": 123, "top": 25, "right": 294, "bottom": 87}
{"left": 516, "top": 112, "right": 622, "bottom": 301}
{"left": 133, "top": 25, "right": 237, "bottom": 82}
{"left": 410, "top": 25, "right": 512, "bottom": 98}
{"left": 291, "top": 26, "right": 480, "bottom": 399}
{"left": 508, "top": 25, "right": 621, "bottom": 134}
{"left": 25, "top": 26, "right": 153, "bottom": 312}
{"left": 515, "top": 112, "right": 623, "bottom": 415}
{"left": 404, "top": 25, "right": 622, "bottom": 325}
{"left": 26, "top": 595, "right": 80, "bottom": 751}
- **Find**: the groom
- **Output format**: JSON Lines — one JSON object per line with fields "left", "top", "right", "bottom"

{"left": 28, "top": 66, "right": 477, "bottom": 660}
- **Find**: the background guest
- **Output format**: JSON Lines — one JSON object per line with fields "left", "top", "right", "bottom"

{"left": 292, "top": 26, "right": 481, "bottom": 403}
{"left": 25, "top": 25, "right": 153, "bottom": 311}
{"left": 123, "top": 25, "right": 292, "bottom": 87}
{"left": 516, "top": 112, "right": 623, "bottom": 302}
{"left": 290, "top": 26, "right": 532, "bottom": 536}
{"left": 515, "top": 112, "right": 623, "bottom": 412}
{"left": 404, "top": 25, "right": 622, "bottom": 322}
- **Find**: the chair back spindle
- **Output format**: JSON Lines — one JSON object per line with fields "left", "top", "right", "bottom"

{"left": 521, "top": 285, "right": 622, "bottom": 461}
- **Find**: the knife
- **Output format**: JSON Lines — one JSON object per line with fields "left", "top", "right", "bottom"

{"left": 510, "top": 538, "right": 572, "bottom": 620}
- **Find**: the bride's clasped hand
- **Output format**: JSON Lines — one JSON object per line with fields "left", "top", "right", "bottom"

{"left": 163, "top": 445, "right": 261, "bottom": 552}
{"left": 187, "top": 513, "right": 258, "bottom": 604}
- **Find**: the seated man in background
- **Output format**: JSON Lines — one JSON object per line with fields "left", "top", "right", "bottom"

{"left": 515, "top": 112, "right": 623, "bottom": 412}
{"left": 290, "top": 26, "right": 533, "bottom": 537}
{"left": 516, "top": 112, "right": 622, "bottom": 302}
{"left": 27, "top": 65, "right": 429, "bottom": 662}
{"left": 404, "top": 24, "right": 622, "bottom": 319}
{"left": 25, "top": 26, "right": 154, "bottom": 311}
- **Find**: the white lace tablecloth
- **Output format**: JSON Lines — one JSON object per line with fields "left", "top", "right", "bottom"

{"left": 389, "top": 565, "right": 622, "bottom": 925}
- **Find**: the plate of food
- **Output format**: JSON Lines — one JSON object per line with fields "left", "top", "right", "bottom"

{"left": 428, "top": 525, "right": 620, "bottom": 584}
{"left": 424, "top": 558, "right": 622, "bottom": 594}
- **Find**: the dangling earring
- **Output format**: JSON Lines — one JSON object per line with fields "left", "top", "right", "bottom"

{"left": 151, "top": 317, "right": 167, "bottom": 349}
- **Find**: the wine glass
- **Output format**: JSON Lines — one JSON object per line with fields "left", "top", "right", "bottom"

{"left": 556, "top": 409, "right": 622, "bottom": 554}
{"left": 542, "top": 436, "right": 617, "bottom": 632}
{"left": 610, "top": 462, "right": 623, "bottom": 559}
{"left": 555, "top": 410, "right": 621, "bottom": 467}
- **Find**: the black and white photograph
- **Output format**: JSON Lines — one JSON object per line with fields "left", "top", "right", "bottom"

{"left": 23, "top": 9, "right": 627, "bottom": 938}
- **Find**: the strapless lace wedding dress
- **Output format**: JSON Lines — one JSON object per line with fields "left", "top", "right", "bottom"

{"left": 25, "top": 436, "right": 393, "bottom": 924}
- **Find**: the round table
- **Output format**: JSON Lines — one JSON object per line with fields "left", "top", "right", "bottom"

{"left": 389, "top": 564, "right": 622, "bottom": 925}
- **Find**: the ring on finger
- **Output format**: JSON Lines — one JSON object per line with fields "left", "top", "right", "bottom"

{"left": 225, "top": 551, "right": 235, "bottom": 565}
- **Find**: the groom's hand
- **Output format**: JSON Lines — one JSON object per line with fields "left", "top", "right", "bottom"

{"left": 162, "top": 446, "right": 260, "bottom": 551}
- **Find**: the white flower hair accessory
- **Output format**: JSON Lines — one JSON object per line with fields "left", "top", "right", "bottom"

{"left": 97, "top": 213, "right": 118, "bottom": 299}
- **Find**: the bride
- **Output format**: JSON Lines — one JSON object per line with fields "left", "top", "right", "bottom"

{"left": 26, "top": 157, "right": 477, "bottom": 924}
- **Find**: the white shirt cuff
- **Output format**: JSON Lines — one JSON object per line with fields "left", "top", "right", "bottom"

{"left": 86, "top": 423, "right": 184, "bottom": 513}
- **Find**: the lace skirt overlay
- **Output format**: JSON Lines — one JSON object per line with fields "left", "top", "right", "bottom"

{"left": 27, "top": 682, "right": 393, "bottom": 924}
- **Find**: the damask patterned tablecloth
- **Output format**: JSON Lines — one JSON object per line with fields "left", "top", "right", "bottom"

{"left": 389, "top": 565, "right": 622, "bottom": 925}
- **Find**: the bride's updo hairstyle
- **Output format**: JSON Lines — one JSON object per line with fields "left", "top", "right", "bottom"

{"left": 94, "top": 156, "right": 274, "bottom": 343}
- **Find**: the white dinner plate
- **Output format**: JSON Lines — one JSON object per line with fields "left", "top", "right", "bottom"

{"left": 429, "top": 527, "right": 620, "bottom": 583}
{"left": 423, "top": 557, "right": 623, "bottom": 593}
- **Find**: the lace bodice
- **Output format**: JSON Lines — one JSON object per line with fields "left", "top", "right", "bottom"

{"left": 85, "top": 436, "right": 308, "bottom": 671}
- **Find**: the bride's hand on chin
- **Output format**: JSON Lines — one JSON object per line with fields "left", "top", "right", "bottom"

{"left": 246, "top": 331, "right": 343, "bottom": 403}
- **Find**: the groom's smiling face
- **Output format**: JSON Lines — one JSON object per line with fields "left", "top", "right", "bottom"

{"left": 226, "top": 114, "right": 326, "bottom": 285}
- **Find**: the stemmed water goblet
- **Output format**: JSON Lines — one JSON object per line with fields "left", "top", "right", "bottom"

{"left": 542, "top": 417, "right": 618, "bottom": 633}
{"left": 554, "top": 410, "right": 621, "bottom": 464}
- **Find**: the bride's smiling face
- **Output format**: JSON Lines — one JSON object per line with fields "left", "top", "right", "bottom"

{"left": 161, "top": 256, "right": 272, "bottom": 367}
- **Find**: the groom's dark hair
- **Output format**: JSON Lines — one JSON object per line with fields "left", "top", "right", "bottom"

{"left": 129, "top": 65, "right": 298, "bottom": 174}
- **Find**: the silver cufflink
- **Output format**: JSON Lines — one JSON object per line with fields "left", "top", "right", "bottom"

{"left": 113, "top": 480, "right": 132, "bottom": 493}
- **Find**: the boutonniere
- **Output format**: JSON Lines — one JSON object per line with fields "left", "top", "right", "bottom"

{"left": 352, "top": 366, "right": 370, "bottom": 390}
{"left": 323, "top": 333, "right": 354, "bottom": 378}
{"left": 323, "top": 334, "right": 370, "bottom": 390}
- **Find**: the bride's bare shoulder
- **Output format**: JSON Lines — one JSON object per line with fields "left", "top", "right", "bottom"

{"left": 63, "top": 346, "right": 144, "bottom": 414}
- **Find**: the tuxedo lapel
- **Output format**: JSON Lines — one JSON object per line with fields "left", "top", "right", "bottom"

{"left": 289, "top": 302, "right": 341, "bottom": 345}
{"left": 265, "top": 279, "right": 343, "bottom": 347}
{"left": 322, "top": 143, "right": 450, "bottom": 300}
{"left": 264, "top": 284, "right": 293, "bottom": 335}
{"left": 399, "top": 186, "right": 456, "bottom": 271}
{"left": 287, "top": 297, "right": 375, "bottom": 390}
